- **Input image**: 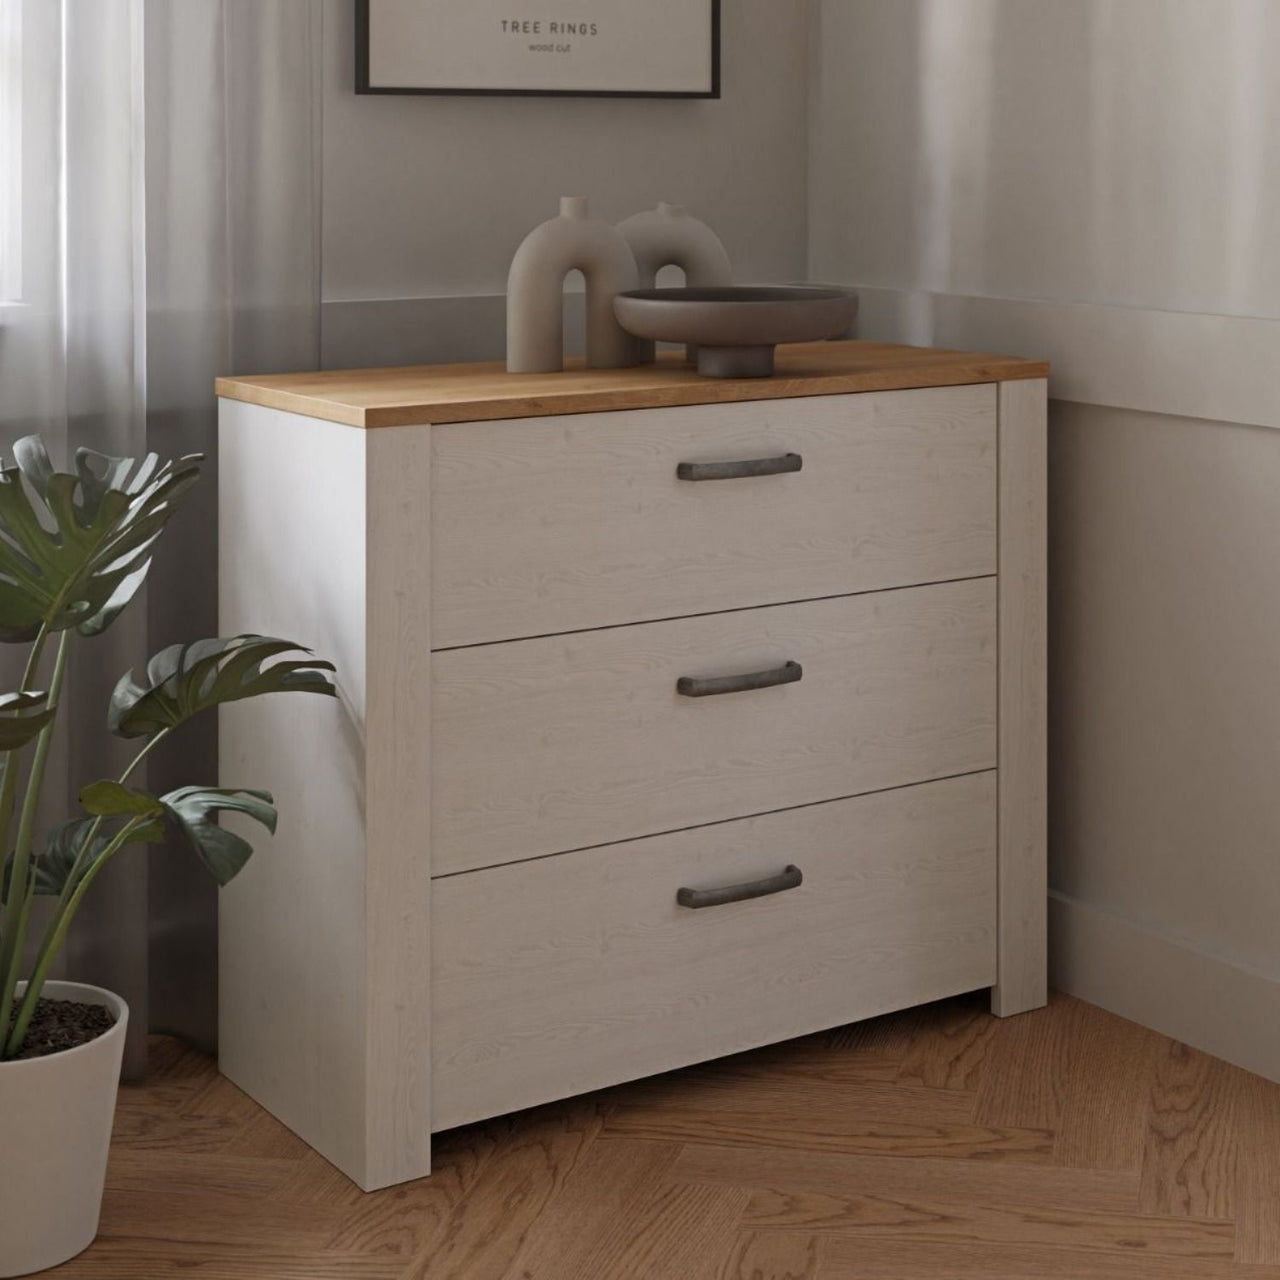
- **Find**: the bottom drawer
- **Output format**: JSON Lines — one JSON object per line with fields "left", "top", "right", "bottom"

{"left": 431, "top": 771, "right": 997, "bottom": 1131}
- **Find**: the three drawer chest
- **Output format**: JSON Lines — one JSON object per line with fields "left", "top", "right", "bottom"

{"left": 215, "top": 339, "right": 1048, "bottom": 1190}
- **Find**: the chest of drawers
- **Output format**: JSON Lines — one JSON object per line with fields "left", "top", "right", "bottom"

{"left": 216, "top": 340, "right": 1047, "bottom": 1190}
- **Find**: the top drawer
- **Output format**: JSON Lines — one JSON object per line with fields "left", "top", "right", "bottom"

{"left": 430, "top": 383, "right": 996, "bottom": 648}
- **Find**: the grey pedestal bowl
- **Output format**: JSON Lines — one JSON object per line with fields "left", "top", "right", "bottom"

{"left": 613, "top": 286, "right": 856, "bottom": 378}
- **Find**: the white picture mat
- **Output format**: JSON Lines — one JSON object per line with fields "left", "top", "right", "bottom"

{"left": 366, "top": 0, "right": 714, "bottom": 94}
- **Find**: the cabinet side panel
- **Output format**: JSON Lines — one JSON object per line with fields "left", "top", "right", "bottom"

{"left": 364, "top": 426, "right": 433, "bottom": 1187}
{"left": 218, "top": 400, "right": 372, "bottom": 1181}
{"left": 992, "top": 378, "right": 1049, "bottom": 1016}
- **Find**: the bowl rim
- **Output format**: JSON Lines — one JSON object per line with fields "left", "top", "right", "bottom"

{"left": 615, "top": 285, "right": 853, "bottom": 306}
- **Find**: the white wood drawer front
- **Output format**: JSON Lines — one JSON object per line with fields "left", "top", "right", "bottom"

{"left": 432, "top": 771, "right": 997, "bottom": 1131}
{"left": 432, "top": 577, "right": 996, "bottom": 876}
{"left": 430, "top": 384, "right": 996, "bottom": 648}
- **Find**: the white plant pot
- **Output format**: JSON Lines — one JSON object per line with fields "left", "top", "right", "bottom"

{"left": 0, "top": 980, "right": 127, "bottom": 1277}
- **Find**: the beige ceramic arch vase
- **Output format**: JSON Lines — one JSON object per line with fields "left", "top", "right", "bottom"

{"left": 0, "top": 981, "right": 128, "bottom": 1277}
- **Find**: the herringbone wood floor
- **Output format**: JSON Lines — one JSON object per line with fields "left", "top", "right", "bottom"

{"left": 53, "top": 991, "right": 1280, "bottom": 1278}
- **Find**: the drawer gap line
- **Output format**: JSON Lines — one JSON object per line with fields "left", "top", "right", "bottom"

{"left": 430, "top": 766, "right": 998, "bottom": 881}
{"left": 430, "top": 573, "right": 999, "bottom": 653}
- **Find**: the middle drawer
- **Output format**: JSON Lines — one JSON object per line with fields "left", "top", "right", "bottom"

{"left": 432, "top": 576, "right": 997, "bottom": 876}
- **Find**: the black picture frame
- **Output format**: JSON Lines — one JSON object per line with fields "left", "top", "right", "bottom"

{"left": 355, "top": 0, "right": 720, "bottom": 99}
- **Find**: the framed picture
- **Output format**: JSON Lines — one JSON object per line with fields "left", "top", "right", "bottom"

{"left": 355, "top": 0, "right": 720, "bottom": 99}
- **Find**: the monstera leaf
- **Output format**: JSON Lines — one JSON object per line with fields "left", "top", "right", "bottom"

{"left": 0, "top": 436, "right": 202, "bottom": 642}
{"left": 109, "top": 634, "right": 336, "bottom": 740}
{"left": 36, "top": 781, "right": 277, "bottom": 892}
{"left": 0, "top": 691, "right": 54, "bottom": 750}
{"left": 5, "top": 813, "right": 163, "bottom": 898}
{"left": 45, "top": 776, "right": 169, "bottom": 899}
{"left": 79, "top": 779, "right": 165, "bottom": 820}
{"left": 159, "top": 786, "right": 277, "bottom": 885}
{"left": 27, "top": 820, "right": 104, "bottom": 896}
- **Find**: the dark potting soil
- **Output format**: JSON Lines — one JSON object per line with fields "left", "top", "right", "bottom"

{"left": 7, "top": 997, "right": 115, "bottom": 1060}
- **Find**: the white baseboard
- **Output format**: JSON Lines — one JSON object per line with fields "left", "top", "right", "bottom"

{"left": 846, "top": 284, "right": 1280, "bottom": 431}
{"left": 320, "top": 295, "right": 538, "bottom": 370}
{"left": 1050, "top": 891, "right": 1280, "bottom": 1082}
{"left": 319, "top": 287, "right": 854, "bottom": 374}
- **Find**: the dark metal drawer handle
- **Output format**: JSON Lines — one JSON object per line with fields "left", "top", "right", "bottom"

{"left": 677, "top": 865, "right": 803, "bottom": 910}
{"left": 676, "top": 452, "right": 802, "bottom": 482}
{"left": 677, "top": 660, "right": 802, "bottom": 699}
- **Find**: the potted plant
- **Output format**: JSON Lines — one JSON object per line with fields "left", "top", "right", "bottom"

{"left": 0, "top": 436, "right": 335, "bottom": 1276}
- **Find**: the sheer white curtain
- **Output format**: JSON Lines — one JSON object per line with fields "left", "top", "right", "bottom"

{"left": 0, "top": 0, "right": 319, "bottom": 1073}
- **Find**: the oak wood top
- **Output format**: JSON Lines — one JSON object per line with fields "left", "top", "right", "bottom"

{"left": 215, "top": 339, "right": 1049, "bottom": 428}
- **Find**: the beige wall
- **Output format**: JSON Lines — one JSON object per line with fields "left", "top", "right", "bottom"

{"left": 808, "top": 0, "right": 1280, "bottom": 317}
{"left": 1051, "top": 405, "right": 1280, "bottom": 955}
{"left": 318, "top": 0, "right": 811, "bottom": 367}
{"left": 810, "top": 0, "right": 1280, "bottom": 1076}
